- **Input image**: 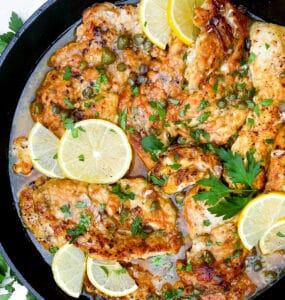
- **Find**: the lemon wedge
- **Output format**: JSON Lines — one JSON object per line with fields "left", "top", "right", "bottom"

{"left": 86, "top": 257, "right": 138, "bottom": 297}
{"left": 58, "top": 119, "right": 132, "bottom": 184}
{"left": 139, "top": 0, "right": 171, "bottom": 49}
{"left": 52, "top": 244, "right": 86, "bottom": 298}
{"left": 259, "top": 218, "right": 285, "bottom": 255}
{"left": 167, "top": 0, "right": 203, "bottom": 45}
{"left": 238, "top": 192, "right": 285, "bottom": 250}
{"left": 28, "top": 122, "right": 64, "bottom": 178}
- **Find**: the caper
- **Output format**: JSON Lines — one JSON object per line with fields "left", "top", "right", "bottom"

{"left": 117, "top": 63, "right": 127, "bottom": 72}
{"left": 101, "top": 47, "right": 116, "bottom": 65}
{"left": 82, "top": 87, "right": 94, "bottom": 99}
{"left": 31, "top": 102, "right": 43, "bottom": 115}
{"left": 143, "top": 39, "right": 153, "bottom": 51}
{"left": 139, "top": 64, "right": 148, "bottom": 75}
{"left": 201, "top": 250, "right": 215, "bottom": 264}
{"left": 117, "top": 35, "right": 130, "bottom": 50}
{"left": 80, "top": 60, "right": 88, "bottom": 70}
{"left": 237, "top": 101, "right": 247, "bottom": 110}
{"left": 253, "top": 260, "right": 263, "bottom": 272}
{"left": 217, "top": 99, "right": 227, "bottom": 109}
{"left": 51, "top": 103, "right": 60, "bottom": 114}
{"left": 263, "top": 270, "right": 277, "bottom": 283}
{"left": 133, "top": 34, "right": 145, "bottom": 46}
{"left": 279, "top": 101, "right": 285, "bottom": 113}
{"left": 175, "top": 192, "right": 185, "bottom": 205}
{"left": 150, "top": 200, "right": 160, "bottom": 211}
{"left": 127, "top": 72, "right": 137, "bottom": 86}
{"left": 137, "top": 75, "right": 147, "bottom": 85}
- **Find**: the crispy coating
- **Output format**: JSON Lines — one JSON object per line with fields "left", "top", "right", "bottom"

{"left": 150, "top": 146, "right": 222, "bottom": 194}
{"left": 19, "top": 178, "right": 182, "bottom": 261}
{"left": 266, "top": 125, "right": 285, "bottom": 192}
{"left": 12, "top": 136, "right": 33, "bottom": 175}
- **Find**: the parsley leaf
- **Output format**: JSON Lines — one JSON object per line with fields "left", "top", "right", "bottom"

{"left": 208, "top": 194, "right": 251, "bottom": 219}
{"left": 163, "top": 288, "right": 183, "bottom": 300}
{"left": 195, "top": 149, "right": 261, "bottom": 219}
{"left": 194, "top": 174, "right": 231, "bottom": 205}
{"left": 9, "top": 12, "right": 23, "bottom": 32}
{"left": 215, "top": 148, "right": 261, "bottom": 188}
{"left": 63, "top": 66, "right": 72, "bottom": 80}
{"left": 0, "top": 12, "right": 23, "bottom": 54}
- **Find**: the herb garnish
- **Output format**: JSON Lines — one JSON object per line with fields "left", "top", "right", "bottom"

{"left": 147, "top": 174, "right": 168, "bottom": 186}
{"left": 60, "top": 205, "right": 71, "bottom": 218}
{"left": 66, "top": 212, "right": 91, "bottom": 242}
{"left": 118, "top": 107, "right": 128, "bottom": 131}
{"left": 63, "top": 97, "right": 75, "bottom": 109}
{"left": 198, "top": 99, "right": 210, "bottom": 111}
{"left": 112, "top": 183, "right": 135, "bottom": 203}
{"left": 194, "top": 148, "right": 261, "bottom": 219}
{"left": 0, "top": 12, "right": 23, "bottom": 54}
{"left": 142, "top": 135, "right": 164, "bottom": 161}
{"left": 63, "top": 66, "right": 72, "bottom": 80}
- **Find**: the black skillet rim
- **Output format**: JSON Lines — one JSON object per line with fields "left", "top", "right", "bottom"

{"left": 0, "top": 0, "right": 284, "bottom": 299}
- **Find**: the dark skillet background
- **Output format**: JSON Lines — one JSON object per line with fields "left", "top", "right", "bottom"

{"left": 0, "top": 0, "right": 284, "bottom": 299}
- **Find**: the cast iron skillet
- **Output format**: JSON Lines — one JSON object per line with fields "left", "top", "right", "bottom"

{"left": 0, "top": 0, "right": 284, "bottom": 299}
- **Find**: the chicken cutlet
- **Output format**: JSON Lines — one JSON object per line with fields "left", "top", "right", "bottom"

{"left": 231, "top": 22, "right": 285, "bottom": 188}
{"left": 30, "top": 3, "right": 154, "bottom": 138}
{"left": 19, "top": 177, "right": 182, "bottom": 261}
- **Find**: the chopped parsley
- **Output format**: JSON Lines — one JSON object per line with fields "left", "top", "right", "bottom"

{"left": 63, "top": 66, "right": 72, "bottom": 80}
{"left": 49, "top": 246, "right": 59, "bottom": 254}
{"left": 198, "top": 99, "right": 210, "bottom": 111}
{"left": 112, "top": 183, "right": 135, "bottom": 203}
{"left": 181, "top": 262, "right": 193, "bottom": 272}
{"left": 248, "top": 52, "right": 256, "bottom": 63}
{"left": 75, "top": 201, "right": 87, "bottom": 209}
{"left": 78, "top": 154, "right": 85, "bottom": 161}
{"left": 277, "top": 231, "right": 285, "bottom": 238}
{"left": 63, "top": 97, "right": 75, "bottom": 109}
{"left": 265, "top": 139, "right": 274, "bottom": 144}
{"left": 131, "top": 86, "right": 139, "bottom": 96}
{"left": 261, "top": 98, "right": 273, "bottom": 107}
{"left": 265, "top": 43, "right": 270, "bottom": 49}
{"left": 66, "top": 212, "right": 91, "bottom": 242}
{"left": 247, "top": 118, "right": 254, "bottom": 126}
{"left": 147, "top": 174, "right": 168, "bottom": 186}
{"left": 114, "top": 268, "right": 127, "bottom": 275}
{"left": 60, "top": 204, "right": 71, "bottom": 218}
{"left": 169, "top": 98, "right": 180, "bottom": 105}
{"left": 131, "top": 216, "right": 142, "bottom": 236}
{"left": 198, "top": 111, "right": 211, "bottom": 124}
{"left": 142, "top": 135, "right": 164, "bottom": 161}
{"left": 203, "top": 219, "right": 211, "bottom": 227}
{"left": 179, "top": 104, "right": 190, "bottom": 117}
{"left": 118, "top": 107, "right": 128, "bottom": 131}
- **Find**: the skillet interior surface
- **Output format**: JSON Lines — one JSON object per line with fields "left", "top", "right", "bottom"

{"left": 0, "top": 0, "right": 284, "bottom": 299}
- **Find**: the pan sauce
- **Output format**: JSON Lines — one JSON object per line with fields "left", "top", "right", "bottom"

{"left": 10, "top": 0, "right": 285, "bottom": 299}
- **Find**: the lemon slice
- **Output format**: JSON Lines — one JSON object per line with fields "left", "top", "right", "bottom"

{"left": 58, "top": 119, "right": 132, "bottom": 184}
{"left": 28, "top": 122, "right": 64, "bottom": 178}
{"left": 259, "top": 218, "right": 285, "bottom": 255}
{"left": 167, "top": 0, "right": 203, "bottom": 45}
{"left": 238, "top": 192, "right": 285, "bottom": 250}
{"left": 52, "top": 243, "right": 86, "bottom": 298}
{"left": 86, "top": 257, "right": 138, "bottom": 297}
{"left": 139, "top": 0, "right": 171, "bottom": 49}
